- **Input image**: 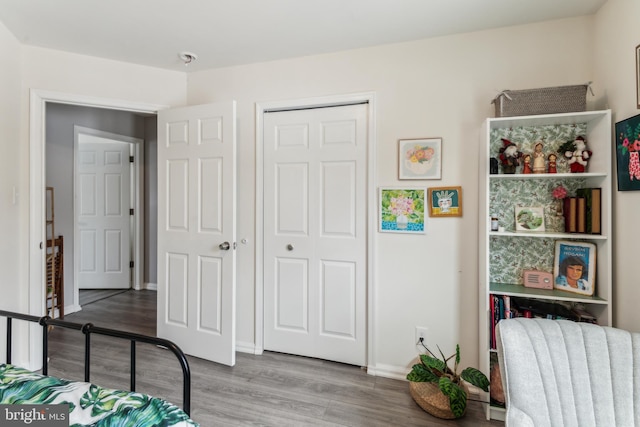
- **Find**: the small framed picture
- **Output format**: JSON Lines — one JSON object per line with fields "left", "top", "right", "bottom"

{"left": 379, "top": 187, "right": 426, "bottom": 233}
{"left": 427, "top": 186, "right": 462, "bottom": 217}
{"left": 514, "top": 206, "right": 545, "bottom": 232}
{"left": 553, "top": 240, "right": 596, "bottom": 296}
{"left": 398, "top": 138, "right": 442, "bottom": 180}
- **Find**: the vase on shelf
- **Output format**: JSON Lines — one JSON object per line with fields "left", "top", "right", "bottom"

{"left": 554, "top": 198, "right": 564, "bottom": 216}
{"left": 547, "top": 199, "right": 566, "bottom": 232}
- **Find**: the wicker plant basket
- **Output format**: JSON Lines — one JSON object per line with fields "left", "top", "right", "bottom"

{"left": 409, "top": 381, "right": 468, "bottom": 419}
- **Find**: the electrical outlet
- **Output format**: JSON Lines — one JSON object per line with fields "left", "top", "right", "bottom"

{"left": 415, "top": 327, "right": 428, "bottom": 351}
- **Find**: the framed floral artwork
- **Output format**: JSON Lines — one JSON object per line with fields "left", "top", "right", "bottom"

{"left": 427, "top": 186, "right": 462, "bottom": 217}
{"left": 379, "top": 187, "right": 426, "bottom": 233}
{"left": 614, "top": 113, "right": 640, "bottom": 191}
{"left": 398, "top": 138, "right": 442, "bottom": 180}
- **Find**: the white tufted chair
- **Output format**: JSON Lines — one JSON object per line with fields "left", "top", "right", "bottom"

{"left": 496, "top": 318, "right": 640, "bottom": 427}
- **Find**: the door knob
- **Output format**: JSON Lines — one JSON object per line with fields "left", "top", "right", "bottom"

{"left": 219, "top": 241, "right": 231, "bottom": 250}
{"left": 286, "top": 244, "right": 294, "bottom": 251}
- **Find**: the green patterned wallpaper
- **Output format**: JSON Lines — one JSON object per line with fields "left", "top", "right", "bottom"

{"left": 490, "top": 178, "right": 586, "bottom": 234}
{"left": 490, "top": 123, "right": 588, "bottom": 173}
{"left": 489, "top": 236, "right": 556, "bottom": 285}
{"left": 488, "top": 123, "right": 589, "bottom": 285}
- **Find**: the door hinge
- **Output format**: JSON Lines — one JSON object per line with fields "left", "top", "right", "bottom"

{"left": 129, "top": 156, "right": 134, "bottom": 163}
{"left": 130, "top": 208, "right": 134, "bottom": 215}
{"left": 130, "top": 261, "right": 134, "bottom": 268}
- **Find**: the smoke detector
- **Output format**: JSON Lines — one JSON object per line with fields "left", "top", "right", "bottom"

{"left": 179, "top": 51, "right": 198, "bottom": 66}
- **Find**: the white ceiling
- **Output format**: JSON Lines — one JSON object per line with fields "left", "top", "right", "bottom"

{"left": 0, "top": 0, "right": 607, "bottom": 72}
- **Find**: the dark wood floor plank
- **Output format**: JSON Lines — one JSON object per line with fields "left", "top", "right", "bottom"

{"left": 44, "top": 290, "right": 504, "bottom": 427}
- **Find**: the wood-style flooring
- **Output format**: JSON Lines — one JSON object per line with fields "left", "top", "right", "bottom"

{"left": 48, "top": 290, "right": 504, "bottom": 426}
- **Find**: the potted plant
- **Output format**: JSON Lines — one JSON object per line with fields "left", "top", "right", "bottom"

{"left": 406, "top": 344, "right": 489, "bottom": 419}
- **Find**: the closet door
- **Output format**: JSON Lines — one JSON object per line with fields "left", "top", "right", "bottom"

{"left": 263, "top": 104, "right": 368, "bottom": 366}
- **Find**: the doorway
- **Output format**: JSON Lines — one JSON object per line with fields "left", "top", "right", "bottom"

{"left": 256, "top": 93, "right": 377, "bottom": 368}
{"left": 29, "top": 91, "right": 164, "bottom": 367}
{"left": 44, "top": 103, "right": 153, "bottom": 314}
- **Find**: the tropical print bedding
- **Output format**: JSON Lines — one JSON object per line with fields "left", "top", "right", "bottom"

{"left": 0, "top": 364, "right": 199, "bottom": 426}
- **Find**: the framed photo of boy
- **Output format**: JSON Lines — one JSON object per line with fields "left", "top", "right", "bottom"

{"left": 553, "top": 240, "right": 596, "bottom": 296}
{"left": 398, "top": 138, "right": 442, "bottom": 180}
{"left": 427, "top": 186, "right": 462, "bottom": 217}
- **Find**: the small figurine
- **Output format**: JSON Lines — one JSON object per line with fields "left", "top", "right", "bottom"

{"left": 490, "top": 157, "right": 499, "bottom": 174}
{"left": 547, "top": 153, "right": 557, "bottom": 173}
{"left": 498, "top": 138, "right": 522, "bottom": 174}
{"left": 564, "top": 136, "right": 592, "bottom": 173}
{"left": 532, "top": 142, "right": 546, "bottom": 174}
{"left": 522, "top": 154, "right": 532, "bottom": 174}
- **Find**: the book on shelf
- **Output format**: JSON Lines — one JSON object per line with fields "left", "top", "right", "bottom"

{"left": 488, "top": 295, "right": 598, "bottom": 349}
{"left": 564, "top": 197, "right": 577, "bottom": 233}
{"left": 553, "top": 240, "right": 596, "bottom": 296}
{"left": 577, "top": 197, "right": 586, "bottom": 233}
{"left": 571, "top": 305, "right": 598, "bottom": 324}
{"left": 563, "top": 191, "right": 600, "bottom": 235}
{"left": 563, "top": 197, "right": 586, "bottom": 234}
{"left": 492, "top": 295, "right": 499, "bottom": 349}
{"left": 576, "top": 188, "right": 601, "bottom": 234}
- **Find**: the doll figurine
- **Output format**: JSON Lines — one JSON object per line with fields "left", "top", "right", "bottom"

{"left": 522, "top": 154, "right": 532, "bottom": 174}
{"left": 547, "top": 153, "right": 557, "bottom": 173}
{"left": 532, "top": 142, "right": 546, "bottom": 173}
{"left": 498, "top": 138, "right": 522, "bottom": 174}
{"left": 565, "top": 136, "right": 592, "bottom": 173}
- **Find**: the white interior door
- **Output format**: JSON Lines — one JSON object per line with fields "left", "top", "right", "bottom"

{"left": 75, "top": 134, "right": 131, "bottom": 289}
{"left": 157, "top": 101, "right": 237, "bottom": 366}
{"left": 263, "top": 104, "right": 368, "bottom": 366}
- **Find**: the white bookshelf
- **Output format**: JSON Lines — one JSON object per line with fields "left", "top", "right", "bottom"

{"left": 478, "top": 110, "right": 613, "bottom": 420}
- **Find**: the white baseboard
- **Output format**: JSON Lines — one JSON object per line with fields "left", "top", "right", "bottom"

{"left": 133, "top": 282, "right": 157, "bottom": 291}
{"left": 366, "top": 363, "right": 409, "bottom": 380}
{"left": 64, "top": 304, "right": 82, "bottom": 316}
{"left": 143, "top": 282, "right": 157, "bottom": 291}
{"left": 236, "top": 341, "right": 263, "bottom": 355}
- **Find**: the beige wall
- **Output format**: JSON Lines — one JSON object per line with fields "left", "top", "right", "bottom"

{"left": 594, "top": 0, "right": 640, "bottom": 331}
{"left": 187, "top": 16, "right": 595, "bottom": 374}
{"left": 0, "top": 40, "right": 186, "bottom": 364}
{"left": 0, "top": 20, "right": 23, "bottom": 313}
{"left": 4, "top": 5, "right": 635, "bottom": 375}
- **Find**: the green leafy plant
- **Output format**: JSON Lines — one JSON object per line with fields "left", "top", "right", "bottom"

{"left": 406, "top": 344, "right": 489, "bottom": 418}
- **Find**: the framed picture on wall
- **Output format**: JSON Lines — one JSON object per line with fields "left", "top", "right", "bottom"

{"left": 398, "top": 138, "right": 442, "bottom": 180}
{"left": 427, "top": 186, "right": 462, "bottom": 217}
{"left": 614, "top": 113, "right": 640, "bottom": 191}
{"left": 379, "top": 187, "right": 426, "bottom": 233}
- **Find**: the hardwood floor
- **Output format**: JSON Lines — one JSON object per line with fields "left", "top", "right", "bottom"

{"left": 48, "top": 290, "right": 504, "bottom": 426}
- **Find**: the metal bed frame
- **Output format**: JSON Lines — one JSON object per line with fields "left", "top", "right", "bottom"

{"left": 0, "top": 309, "right": 192, "bottom": 415}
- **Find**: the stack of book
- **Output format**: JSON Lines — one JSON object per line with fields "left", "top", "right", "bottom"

{"left": 563, "top": 188, "right": 601, "bottom": 234}
{"left": 489, "top": 295, "right": 597, "bottom": 349}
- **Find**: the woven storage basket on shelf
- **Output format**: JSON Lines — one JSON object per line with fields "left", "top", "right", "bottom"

{"left": 409, "top": 381, "right": 468, "bottom": 419}
{"left": 492, "top": 84, "right": 589, "bottom": 117}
